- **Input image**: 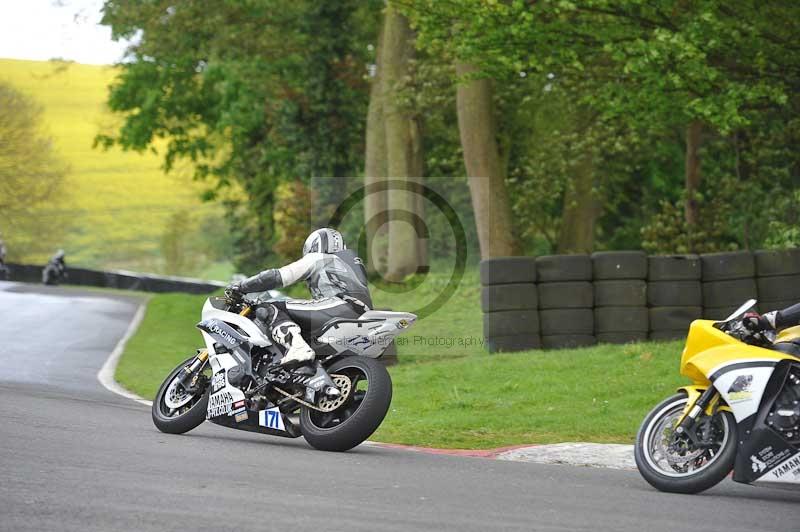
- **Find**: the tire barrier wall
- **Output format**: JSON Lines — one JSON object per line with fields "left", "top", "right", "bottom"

{"left": 480, "top": 257, "right": 540, "bottom": 353}
{"left": 4, "top": 263, "right": 226, "bottom": 294}
{"left": 593, "top": 251, "right": 648, "bottom": 345}
{"left": 536, "top": 254, "right": 595, "bottom": 349}
{"left": 701, "top": 251, "right": 757, "bottom": 320}
{"left": 480, "top": 248, "right": 800, "bottom": 352}
{"left": 648, "top": 255, "right": 702, "bottom": 341}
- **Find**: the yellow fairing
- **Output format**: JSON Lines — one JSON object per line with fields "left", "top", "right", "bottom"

{"left": 777, "top": 325, "right": 800, "bottom": 343}
{"left": 680, "top": 320, "right": 798, "bottom": 385}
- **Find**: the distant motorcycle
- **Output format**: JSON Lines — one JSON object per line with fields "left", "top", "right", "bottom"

{"left": 635, "top": 299, "right": 800, "bottom": 493}
{"left": 42, "top": 250, "right": 67, "bottom": 285}
{"left": 0, "top": 239, "right": 7, "bottom": 280}
{"left": 151, "top": 289, "right": 416, "bottom": 451}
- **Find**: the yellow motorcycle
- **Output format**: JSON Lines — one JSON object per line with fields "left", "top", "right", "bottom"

{"left": 635, "top": 299, "right": 800, "bottom": 493}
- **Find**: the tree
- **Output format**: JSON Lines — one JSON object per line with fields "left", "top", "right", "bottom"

{"left": 0, "top": 81, "right": 68, "bottom": 261}
{"left": 363, "top": 22, "right": 389, "bottom": 274}
{"left": 403, "top": 0, "right": 800, "bottom": 253}
{"left": 378, "top": 4, "right": 426, "bottom": 280}
{"left": 455, "top": 63, "right": 517, "bottom": 258}
{"left": 0, "top": 82, "right": 66, "bottom": 214}
{"left": 99, "top": 1, "right": 376, "bottom": 271}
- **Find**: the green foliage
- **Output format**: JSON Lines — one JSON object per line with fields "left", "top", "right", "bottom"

{"left": 401, "top": 0, "right": 800, "bottom": 253}
{"left": 641, "top": 197, "right": 737, "bottom": 254}
{"left": 764, "top": 190, "right": 800, "bottom": 249}
{"left": 273, "top": 181, "right": 317, "bottom": 261}
{"left": 99, "top": 0, "right": 379, "bottom": 271}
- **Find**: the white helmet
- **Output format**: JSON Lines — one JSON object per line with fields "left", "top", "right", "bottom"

{"left": 302, "top": 228, "right": 346, "bottom": 256}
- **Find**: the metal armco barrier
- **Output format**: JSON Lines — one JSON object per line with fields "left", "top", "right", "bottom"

{"left": 480, "top": 248, "right": 800, "bottom": 352}
{"left": 4, "top": 263, "right": 225, "bottom": 294}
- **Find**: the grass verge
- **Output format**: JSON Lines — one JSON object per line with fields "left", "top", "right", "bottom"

{"left": 115, "top": 272, "right": 689, "bottom": 448}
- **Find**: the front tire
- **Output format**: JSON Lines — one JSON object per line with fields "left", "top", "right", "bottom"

{"left": 152, "top": 356, "right": 210, "bottom": 434}
{"left": 635, "top": 392, "right": 737, "bottom": 494}
{"left": 300, "top": 356, "right": 392, "bottom": 452}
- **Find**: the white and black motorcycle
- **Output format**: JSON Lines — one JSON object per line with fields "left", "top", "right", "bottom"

{"left": 151, "top": 290, "right": 416, "bottom": 451}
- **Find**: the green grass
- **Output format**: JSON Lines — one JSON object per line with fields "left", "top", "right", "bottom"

{"left": 372, "top": 341, "right": 686, "bottom": 448}
{"left": 115, "top": 271, "right": 689, "bottom": 448}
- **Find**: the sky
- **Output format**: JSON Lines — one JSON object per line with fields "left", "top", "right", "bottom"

{"left": 0, "top": 0, "right": 131, "bottom": 65}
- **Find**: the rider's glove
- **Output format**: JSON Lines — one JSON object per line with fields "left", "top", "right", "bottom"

{"left": 225, "top": 282, "right": 244, "bottom": 301}
{"left": 742, "top": 311, "right": 777, "bottom": 333}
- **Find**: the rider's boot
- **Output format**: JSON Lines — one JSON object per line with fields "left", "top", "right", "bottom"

{"left": 273, "top": 322, "right": 315, "bottom": 366}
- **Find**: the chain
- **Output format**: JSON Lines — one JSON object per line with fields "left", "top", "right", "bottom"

{"left": 272, "top": 385, "right": 324, "bottom": 411}
{"left": 271, "top": 373, "right": 351, "bottom": 413}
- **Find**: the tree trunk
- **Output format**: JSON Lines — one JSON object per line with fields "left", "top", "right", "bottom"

{"left": 684, "top": 120, "right": 703, "bottom": 227}
{"left": 557, "top": 152, "right": 598, "bottom": 253}
{"left": 382, "top": 5, "right": 424, "bottom": 281}
{"left": 364, "top": 21, "right": 388, "bottom": 275}
{"left": 455, "top": 63, "right": 517, "bottom": 259}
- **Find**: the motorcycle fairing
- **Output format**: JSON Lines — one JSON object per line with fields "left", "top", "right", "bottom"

{"left": 680, "top": 320, "right": 792, "bottom": 384}
{"left": 200, "top": 298, "right": 272, "bottom": 347}
{"left": 316, "top": 310, "right": 416, "bottom": 358}
{"left": 729, "top": 361, "right": 800, "bottom": 485}
{"left": 197, "top": 318, "right": 256, "bottom": 381}
{"left": 208, "top": 403, "right": 301, "bottom": 438}
{"left": 710, "top": 363, "right": 776, "bottom": 422}
{"left": 206, "top": 352, "right": 247, "bottom": 418}
{"left": 205, "top": 351, "right": 301, "bottom": 438}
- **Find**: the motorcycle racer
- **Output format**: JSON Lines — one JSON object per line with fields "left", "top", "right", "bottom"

{"left": 227, "top": 228, "right": 372, "bottom": 366}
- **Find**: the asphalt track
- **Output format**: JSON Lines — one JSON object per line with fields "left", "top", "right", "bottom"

{"left": 0, "top": 283, "right": 797, "bottom": 532}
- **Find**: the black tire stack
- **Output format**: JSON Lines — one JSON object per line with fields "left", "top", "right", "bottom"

{"left": 480, "top": 257, "right": 539, "bottom": 353}
{"left": 592, "top": 251, "right": 649, "bottom": 344}
{"left": 536, "top": 255, "right": 595, "bottom": 349}
{"left": 701, "top": 251, "right": 757, "bottom": 320}
{"left": 755, "top": 248, "right": 800, "bottom": 313}
{"left": 647, "top": 255, "right": 702, "bottom": 341}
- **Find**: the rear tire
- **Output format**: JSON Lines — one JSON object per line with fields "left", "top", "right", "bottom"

{"left": 635, "top": 393, "right": 737, "bottom": 494}
{"left": 152, "top": 356, "right": 209, "bottom": 435}
{"left": 300, "top": 356, "right": 392, "bottom": 452}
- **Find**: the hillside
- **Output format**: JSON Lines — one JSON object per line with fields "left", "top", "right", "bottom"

{"left": 0, "top": 58, "right": 230, "bottom": 277}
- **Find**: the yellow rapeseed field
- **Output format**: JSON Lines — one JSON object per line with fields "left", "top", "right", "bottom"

{"left": 0, "top": 58, "right": 228, "bottom": 275}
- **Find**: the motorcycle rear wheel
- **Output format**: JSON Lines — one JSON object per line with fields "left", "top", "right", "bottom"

{"left": 152, "top": 356, "right": 210, "bottom": 434}
{"left": 300, "top": 356, "right": 392, "bottom": 452}
{"left": 635, "top": 392, "right": 737, "bottom": 494}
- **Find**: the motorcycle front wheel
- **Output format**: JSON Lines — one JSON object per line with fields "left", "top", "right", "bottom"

{"left": 635, "top": 392, "right": 737, "bottom": 494}
{"left": 152, "top": 356, "right": 210, "bottom": 434}
{"left": 300, "top": 356, "right": 392, "bottom": 452}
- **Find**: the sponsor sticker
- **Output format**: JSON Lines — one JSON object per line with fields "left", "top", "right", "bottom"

{"left": 207, "top": 391, "right": 234, "bottom": 418}
{"left": 211, "top": 372, "right": 225, "bottom": 393}
{"left": 347, "top": 336, "right": 372, "bottom": 349}
{"left": 208, "top": 322, "right": 240, "bottom": 347}
{"left": 258, "top": 407, "right": 285, "bottom": 431}
{"left": 753, "top": 445, "right": 792, "bottom": 474}
{"left": 727, "top": 375, "right": 753, "bottom": 403}
{"left": 769, "top": 453, "right": 800, "bottom": 482}
{"left": 750, "top": 455, "right": 767, "bottom": 473}
{"left": 234, "top": 411, "right": 248, "bottom": 423}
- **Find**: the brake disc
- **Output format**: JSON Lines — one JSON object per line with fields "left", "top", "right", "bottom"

{"left": 316, "top": 374, "right": 352, "bottom": 412}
